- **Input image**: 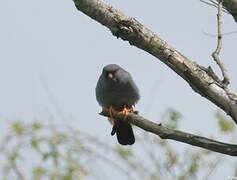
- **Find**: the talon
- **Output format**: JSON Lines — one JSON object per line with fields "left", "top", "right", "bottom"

{"left": 121, "top": 105, "right": 134, "bottom": 119}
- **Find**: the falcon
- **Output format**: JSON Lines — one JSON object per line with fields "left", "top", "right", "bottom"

{"left": 96, "top": 64, "right": 140, "bottom": 145}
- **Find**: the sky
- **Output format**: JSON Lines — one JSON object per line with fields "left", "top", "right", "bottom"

{"left": 0, "top": 0, "right": 237, "bottom": 179}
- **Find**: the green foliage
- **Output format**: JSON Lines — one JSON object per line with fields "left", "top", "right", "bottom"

{"left": 188, "top": 154, "right": 200, "bottom": 175}
{"left": 11, "top": 121, "right": 26, "bottom": 135}
{"left": 1, "top": 120, "right": 89, "bottom": 180}
{"left": 162, "top": 108, "right": 182, "bottom": 129}
{"left": 9, "top": 151, "right": 21, "bottom": 165}
{"left": 115, "top": 145, "right": 133, "bottom": 160}
{"left": 32, "top": 121, "right": 44, "bottom": 130}
{"left": 164, "top": 148, "right": 178, "bottom": 169}
{"left": 32, "top": 166, "right": 46, "bottom": 180}
{"left": 216, "top": 111, "right": 235, "bottom": 133}
{"left": 0, "top": 108, "right": 235, "bottom": 180}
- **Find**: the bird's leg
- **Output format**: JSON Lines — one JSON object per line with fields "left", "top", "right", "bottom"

{"left": 121, "top": 105, "right": 134, "bottom": 119}
{"left": 108, "top": 106, "right": 115, "bottom": 118}
{"left": 103, "top": 106, "right": 115, "bottom": 118}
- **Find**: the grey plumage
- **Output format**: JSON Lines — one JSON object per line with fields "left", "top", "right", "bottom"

{"left": 96, "top": 64, "right": 140, "bottom": 145}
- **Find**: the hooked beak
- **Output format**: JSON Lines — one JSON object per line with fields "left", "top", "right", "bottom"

{"left": 108, "top": 73, "right": 113, "bottom": 79}
{"left": 107, "top": 73, "right": 117, "bottom": 82}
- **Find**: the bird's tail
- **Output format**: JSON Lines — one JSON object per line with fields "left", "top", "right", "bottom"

{"left": 111, "top": 120, "right": 135, "bottom": 145}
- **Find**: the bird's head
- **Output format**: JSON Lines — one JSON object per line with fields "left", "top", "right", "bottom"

{"left": 102, "top": 64, "right": 123, "bottom": 83}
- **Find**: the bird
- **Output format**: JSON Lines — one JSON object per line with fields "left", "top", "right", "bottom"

{"left": 95, "top": 64, "right": 140, "bottom": 145}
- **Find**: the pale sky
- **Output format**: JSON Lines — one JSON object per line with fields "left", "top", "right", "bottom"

{"left": 0, "top": 0, "right": 236, "bottom": 179}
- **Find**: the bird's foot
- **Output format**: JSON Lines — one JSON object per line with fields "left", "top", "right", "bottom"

{"left": 121, "top": 105, "right": 134, "bottom": 119}
{"left": 103, "top": 105, "right": 134, "bottom": 119}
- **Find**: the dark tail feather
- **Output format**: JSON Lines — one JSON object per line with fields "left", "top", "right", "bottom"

{"left": 111, "top": 121, "right": 135, "bottom": 145}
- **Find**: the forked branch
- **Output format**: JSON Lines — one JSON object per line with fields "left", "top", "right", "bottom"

{"left": 73, "top": 0, "right": 237, "bottom": 123}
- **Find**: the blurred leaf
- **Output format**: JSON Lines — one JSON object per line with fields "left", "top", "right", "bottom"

{"left": 62, "top": 174, "right": 72, "bottom": 180}
{"left": 8, "top": 152, "right": 20, "bottom": 164}
{"left": 50, "top": 133, "right": 67, "bottom": 145}
{"left": 216, "top": 111, "right": 235, "bottom": 133}
{"left": 169, "top": 109, "right": 182, "bottom": 121}
{"left": 188, "top": 155, "right": 200, "bottom": 175}
{"left": 32, "top": 166, "right": 46, "bottom": 180}
{"left": 49, "top": 170, "right": 61, "bottom": 179}
{"left": 163, "top": 108, "right": 182, "bottom": 129}
{"left": 165, "top": 148, "right": 178, "bottom": 170}
{"left": 31, "top": 138, "right": 39, "bottom": 149}
{"left": 115, "top": 146, "right": 133, "bottom": 160}
{"left": 31, "top": 121, "right": 43, "bottom": 130}
{"left": 11, "top": 121, "right": 25, "bottom": 135}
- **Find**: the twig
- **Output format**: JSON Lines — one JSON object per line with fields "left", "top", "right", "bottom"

{"left": 200, "top": 0, "right": 218, "bottom": 8}
{"left": 200, "top": 0, "right": 229, "bottom": 13}
{"left": 212, "top": 0, "right": 230, "bottom": 86}
{"left": 202, "top": 30, "right": 237, "bottom": 37}
{"left": 99, "top": 111, "right": 237, "bottom": 156}
{"left": 203, "top": 155, "right": 224, "bottom": 180}
{"left": 12, "top": 163, "right": 26, "bottom": 180}
{"left": 92, "top": 152, "right": 135, "bottom": 180}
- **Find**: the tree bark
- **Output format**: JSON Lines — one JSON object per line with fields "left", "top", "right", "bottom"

{"left": 73, "top": 0, "right": 237, "bottom": 124}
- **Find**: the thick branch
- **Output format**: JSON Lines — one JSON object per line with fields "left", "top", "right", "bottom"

{"left": 73, "top": 0, "right": 237, "bottom": 124}
{"left": 100, "top": 111, "right": 237, "bottom": 156}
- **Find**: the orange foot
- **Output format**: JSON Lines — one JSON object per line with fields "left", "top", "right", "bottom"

{"left": 103, "top": 106, "right": 115, "bottom": 118}
{"left": 121, "top": 105, "right": 134, "bottom": 119}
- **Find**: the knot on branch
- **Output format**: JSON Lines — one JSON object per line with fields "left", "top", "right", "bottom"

{"left": 111, "top": 20, "right": 134, "bottom": 37}
{"left": 111, "top": 19, "right": 144, "bottom": 46}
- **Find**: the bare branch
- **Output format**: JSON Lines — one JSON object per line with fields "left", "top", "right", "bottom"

{"left": 201, "top": 0, "right": 237, "bottom": 22}
{"left": 203, "top": 156, "right": 224, "bottom": 180}
{"left": 200, "top": 0, "right": 218, "bottom": 8}
{"left": 100, "top": 111, "right": 237, "bottom": 156}
{"left": 12, "top": 163, "right": 26, "bottom": 180}
{"left": 212, "top": 0, "right": 230, "bottom": 86}
{"left": 73, "top": 0, "right": 237, "bottom": 123}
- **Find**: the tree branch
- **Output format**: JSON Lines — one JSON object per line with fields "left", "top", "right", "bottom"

{"left": 201, "top": 0, "right": 237, "bottom": 22}
{"left": 212, "top": 0, "right": 230, "bottom": 86}
{"left": 100, "top": 111, "right": 237, "bottom": 156}
{"left": 73, "top": 0, "right": 237, "bottom": 124}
